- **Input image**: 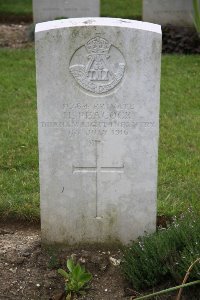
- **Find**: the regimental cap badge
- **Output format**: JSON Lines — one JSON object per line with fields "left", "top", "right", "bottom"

{"left": 69, "top": 36, "right": 126, "bottom": 95}
{"left": 85, "top": 37, "right": 111, "bottom": 55}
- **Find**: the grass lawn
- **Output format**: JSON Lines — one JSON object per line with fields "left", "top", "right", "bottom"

{"left": 0, "top": 50, "right": 199, "bottom": 221}
{"left": 159, "top": 55, "right": 200, "bottom": 215}
{"left": 0, "top": 49, "right": 38, "bottom": 221}
{"left": 0, "top": 0, "right": 142, "bottom": 19}
{"left": 101, "top": 0, "right": 142, "bottom": 18}
{"left": 0, "top": 0, "right": 32, "bottom": 16}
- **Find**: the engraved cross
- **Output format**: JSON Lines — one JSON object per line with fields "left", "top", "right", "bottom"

{"left": 73, "top": 140, "right": 124, "bottom": 218}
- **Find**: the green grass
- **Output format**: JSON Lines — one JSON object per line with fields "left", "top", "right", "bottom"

{"left": 0, "top": 50, "right": 199, "bottom": 221}
{"left": 101, "top": 0, "right": 142, "bottom": 19}
{"left": 0, "top": 0, "right": 32, "bottom": 16}
{"left": 159, "top": 55, "right": 200, "bottom": 216}
{"left": 0, "top": 49, "right": 39, "bottom": 221}
{"left": 0, "top": 0, "right": 142, "bottom": 19}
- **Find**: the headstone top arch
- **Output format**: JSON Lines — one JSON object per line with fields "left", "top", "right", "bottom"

{"left": 35, "top": 17, "right": 161, "bottom": 32}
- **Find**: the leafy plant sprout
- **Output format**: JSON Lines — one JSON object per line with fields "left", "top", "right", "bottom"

{"left": 58, "top": 257, "right": 92, "bottom": 300}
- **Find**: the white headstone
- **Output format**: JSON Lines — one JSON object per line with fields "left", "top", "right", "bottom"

{"left": 143, "top": 0, "right": 199, "bottom": 27}
{"left": 33, "top": 0, "right": 100, "bottom": 24}
{"left": 35, "top": 18, "right": 162, "bottom": 245}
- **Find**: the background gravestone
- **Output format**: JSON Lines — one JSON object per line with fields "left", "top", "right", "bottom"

{"left": 143, "top": 0, "right": 200, "bottom": 27}
{"left": 35, "top": 18, "right": 162, "bottom": 245}
{"left": 33, "top": 0, "right": 100, "bottom": 24}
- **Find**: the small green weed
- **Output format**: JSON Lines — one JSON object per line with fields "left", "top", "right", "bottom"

{"left": 122, "top": 212, "right": 200, "bottom": 291}
{"left": 58, "top": 258, "right": 92, "bottom": 299}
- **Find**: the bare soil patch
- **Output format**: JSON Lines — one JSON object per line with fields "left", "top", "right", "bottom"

{"left": 1, "top": 222, "right": 195, "bottom": 300}
{"left": 0, "top": 222, "right": 129, "bottom": 300}
{"left": 0, "top": 14, "right": 32, "bottom": 24}
{"left": 0, "top": 23, "right": 33, "bottom": 48}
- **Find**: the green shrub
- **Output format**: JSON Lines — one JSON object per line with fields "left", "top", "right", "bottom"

{"left": 122, "top": 212, "right": 200, "bottom": 290}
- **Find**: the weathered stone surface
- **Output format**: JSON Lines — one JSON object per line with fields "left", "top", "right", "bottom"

{"left": 143, "top": 0, "right": 200, "bottom": 27}
{"left": 35, "top": 18, "right": 162, "bottom": 245}
{"left": 33, "top": 0, "right": 100, "bottom": 24}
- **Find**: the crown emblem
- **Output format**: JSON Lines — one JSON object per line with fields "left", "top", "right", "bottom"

{"left": 85, "top": 37, "right": 111, "bottom": 54}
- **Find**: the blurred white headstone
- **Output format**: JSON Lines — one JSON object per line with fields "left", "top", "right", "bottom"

{"left": 143, "top": 0, "right": 199, "bottom": 27}
{"left": 33, "top": 0, "right": 100, "bottom": 23}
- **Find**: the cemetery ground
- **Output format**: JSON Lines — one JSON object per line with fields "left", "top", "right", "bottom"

{"left": 0, "top": 1, "right": 200, "bottom": 300}
{"left": 0, "top": 50, "right": 200, "bottom": 300}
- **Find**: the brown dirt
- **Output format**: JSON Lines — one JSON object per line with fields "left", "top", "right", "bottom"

{"left": 0, "top": 222, "right": 131, "bottom": 300}
{"left": 1, "top": 222, "right": 197, "bottom": 300}
{"left": 0, "top": 13, "right": 32, "bottom": 24}
{"left": 0, "top": 23, "right": 33, "bottom": 48}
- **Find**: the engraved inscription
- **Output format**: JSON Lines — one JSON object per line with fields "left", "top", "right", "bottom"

{"left": 40, "top": 101, "right": 155, "bottom": 141}
{"left": 41, "top": 101, "right": 156, "bottom": 142}
{"left": 73, "top": 140, "right": 124, "bottom": 218}
{"left": 69, "top": 37, "right": 126, "bottom": 94}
